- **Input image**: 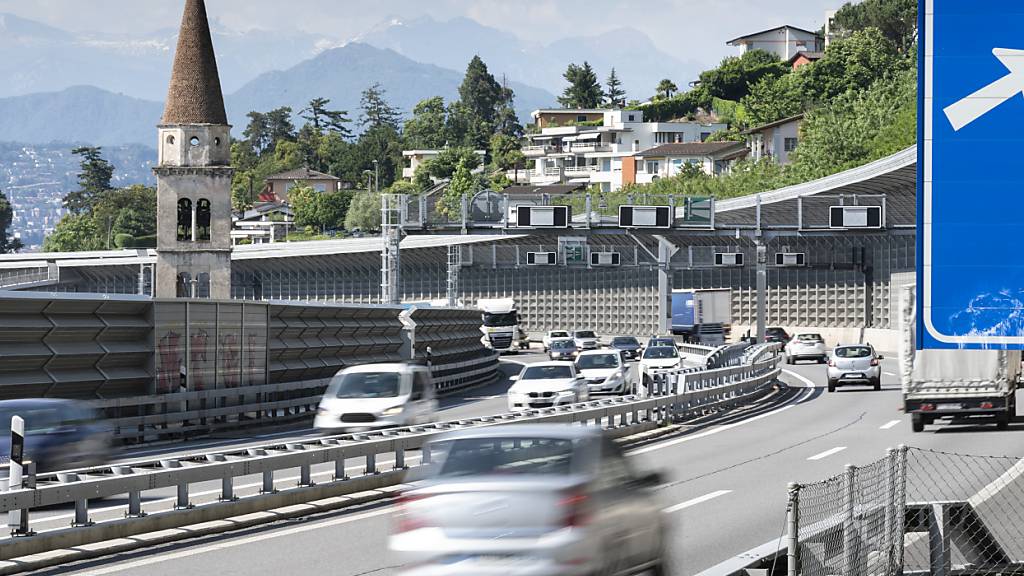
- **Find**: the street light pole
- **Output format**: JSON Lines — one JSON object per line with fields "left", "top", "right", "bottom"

{"left": 373, "top": 159, "right": 380, "bottom": 193}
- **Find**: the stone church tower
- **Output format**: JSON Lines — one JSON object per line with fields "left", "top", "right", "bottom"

{"left": 154, "top": 0, "right": 233, "bottom": 299}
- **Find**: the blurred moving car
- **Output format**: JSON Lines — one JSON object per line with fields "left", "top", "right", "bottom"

{"left": 645, "top": 336, "right": 677, "bottom": 350}
{"left": 784, "top": 333, "right": 828, "bottom": 364}
{"left": 572, "top": 330, "right": 600, "bottom": 351}
{"left": 764, "top": 327, "right": 791, "bottom": 344}
{"left": 542, "top": 330, "right": 571, "bottom": 352}
{"left": 547, "top": 338, "right": 579, "bottom": 361}
{"left": 827, "top": 344, "right": 883, "bottom": 392}
{"left": 639, "top": 346, "right": 682, "bottom": 383}
{"left": 0, "top": 399, "right": 111, "bottom": 473}
{"left": 389, "top": 425, "right": 668, "bottom": 576}
{"left": 575, "top": 349, "right": 631, "bottom": 395}
{"left": 314, "top": 363, "right": 437, "bottom": 432}
{"left": 507, "top": 362, "right": 588, "bottom": 411}
{"left": 609, "top": 335, "right": 642, "bottom": 360}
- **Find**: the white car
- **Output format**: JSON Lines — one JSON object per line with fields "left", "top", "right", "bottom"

{"left": 507, "top": 362, "right": 589, "bottom": 411}
{"left": 575, "top": 349, "right": 632, "bottom": 395}
{"left": 785, "top": 333, "right": 828, "bottom": 364}
{"left": 639, "top": 346, "right": 682, "bottom": 383}
{"left": 314, "top": 363, "right": 438, "bottom": 431}
{"left": 573, "top": 330, "right": 600, "bottom": 350}
{"left": 827, "top": 344, "right": 883, "bottom": 392}
{"left": 542, "top": 330, "right": 571, "bottom": 351}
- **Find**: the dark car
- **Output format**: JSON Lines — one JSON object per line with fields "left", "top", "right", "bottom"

{"left": 609, "top": 335, "right": 643, "bottom": 360}
{"left": 0, "top": 399, "right": 112, "bottom": 473}
{"left": 764, "top": 327, "right": 791, "bottom": 344}
{"left": 548, "top": 338, "right": 579, "bottom": 361}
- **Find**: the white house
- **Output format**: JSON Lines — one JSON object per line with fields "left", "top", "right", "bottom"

{"left": 632, "top": 142, "right": 750, "bottom": 184}
{"left": 402, "top": 149, "right": 486, "bottom": 180}
{"left": 726, "top": 25, "right": 823, "bottom": 61}
{"left": 743, "top": 114, "right": 803, "bottom": 165}
{"left": 518, "top": 109, "right": 728, "bottom": 192}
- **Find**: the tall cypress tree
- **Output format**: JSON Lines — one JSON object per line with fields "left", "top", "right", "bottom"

{"left": 558, "top": 62, "right": 603, "bottom": 109}
{"left": 604, "top": 68, "right": 626, "bottom": 108}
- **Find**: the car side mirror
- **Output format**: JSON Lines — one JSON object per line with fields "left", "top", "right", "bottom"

{"left": 877, "top": 354, "right": 885, "bottom": 360}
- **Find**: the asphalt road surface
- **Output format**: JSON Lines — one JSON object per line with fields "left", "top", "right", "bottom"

{"left": 24, "top": 355, "right": 1024, "bottom": 576}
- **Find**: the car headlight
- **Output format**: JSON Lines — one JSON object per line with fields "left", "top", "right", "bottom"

{"left": 557, "top": 389, "right": 576, "bottom": 396}
{"left": 381, "top": 406, "right": 404, "bottom": 416}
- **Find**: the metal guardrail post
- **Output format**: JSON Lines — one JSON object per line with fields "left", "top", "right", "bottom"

{"left": 366, "top": 453, "right": 378, "bottom": 475}
{"left": 842, "top": 463, "right": 858, "bottom": 576}
{"left": 113, "top": 466, "right": 145, "bottom": 517}
{"left": 248, "top": 449, "right": 276, "bottom": 493}
{"left": 787, "top": 482, "right": 800, "bottom": 576}
{"left": 161, "top": 460, "right": 192, "bottom": 509}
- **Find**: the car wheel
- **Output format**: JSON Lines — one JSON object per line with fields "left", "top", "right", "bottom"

{"left": 827, "top": 379, "right": 836, "bottom": 393}
{"left": 912, "top": 413, "right": 925, "bottom": 433}
{"left": 872, "top": 378, "right": 882, "bottom": 391}
{"left": 819, "top": 356, "right": 827, "bottom": 364}
{"left": 996, "top": 411, "right": 1010, "bottom": 430}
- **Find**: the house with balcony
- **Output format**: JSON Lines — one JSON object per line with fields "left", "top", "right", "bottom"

{"left": 743, "top": 114, "right": 803, "bottom": 165}
{"left": 532, "top": 108, "right": 608, "bottom": 129}
{"left": 260, "top": 167, "right": 344, "bottom": 203}
{"left": 726, "top": 25, "right": 823, "bottom": 61}
{"left": 629, "top": 142, "right": 749, "bottom": 184}
{"left": 402, "top": 149, "right": 487, "bottom": 180}
{"left": 518, "top": 109, "right": 727, "bottom": 192}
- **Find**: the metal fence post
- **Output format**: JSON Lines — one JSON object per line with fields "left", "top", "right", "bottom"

{"left": 884, "top": 447, "right": 897, "bottom": 573}
{"left": 843, "top": 463, "right": 858, "bottom": 576}
{"left": 894, "top": 445, "right": 908, "bottom": 573}
{"left": 787, "top": 482, "right": 800, "bottom": 576}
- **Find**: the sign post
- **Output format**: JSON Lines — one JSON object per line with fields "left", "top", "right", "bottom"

{"left": 919, "top": 1, "right": 1024, "bottom": 349}
{"left": 8, "top": 415, "right": 29, "bottom": 535}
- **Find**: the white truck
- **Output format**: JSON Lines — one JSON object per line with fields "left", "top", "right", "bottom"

{"left": 671, "top": 288, "right": 732, "bottom": 346}
{"left": 900, "top": 285, "right": 1020, "bottom": 432}
{"left": 477, "top": 298, "right": 530, "bottom": 353}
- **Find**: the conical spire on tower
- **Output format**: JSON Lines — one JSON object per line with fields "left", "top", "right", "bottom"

{"left": 161, "top": 0, "right": 228, "bottom": 125}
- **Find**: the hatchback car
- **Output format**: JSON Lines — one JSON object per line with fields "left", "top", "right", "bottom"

{"left": 547, "top": 338, "right": 578, "bottom": 361}
{"left": 575, "top": 349, "right": 631, "bottom": 395}
{"left": 827, "top": 344, "right": 883, "bottom": 392}
{"left": 314, "top": 363, "right": 438, "bottom": 432}
{"left": 389, "top": 425, "right": 668, "bottom": 576}
{"left": 639, "top": 345, "right": 682, "bottom": 384}
{"left": 0, "top": 399, "right": 112, "bottom": 473}
{"left": 507, "top": 362, "right": 589, "bottom": 411}
{"left": 572, "top": 330, "right": 600, "bottom": 351}
{"left": 785, "top": 333, "right": 827, "bottom": 364}
{"left": 764, "top": 327, "right": 791, "bottom": 344}
{"left": 609, "top": 335, "right": 642, "bottom": 360}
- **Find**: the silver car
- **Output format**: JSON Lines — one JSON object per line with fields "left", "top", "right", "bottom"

{"left": 827, "top": 344, "right": 883, "bottom": 392}
{"left": 389, "top": 425, "right": 668, "bottom": 576}
{"left": 572, "top": 330, "right": 600, "bottom": 351}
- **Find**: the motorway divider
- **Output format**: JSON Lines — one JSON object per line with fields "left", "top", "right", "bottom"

{"left": 0, "top": 344, "right": 781, "bottom": 568}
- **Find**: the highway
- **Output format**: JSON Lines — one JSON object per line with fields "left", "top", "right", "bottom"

{"left": 23, "top": 353, "right": 1024, "bottom": 576}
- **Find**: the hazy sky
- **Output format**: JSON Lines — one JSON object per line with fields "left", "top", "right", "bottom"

{"left": 0, "top": 0, "right": 844, "bottom": 68}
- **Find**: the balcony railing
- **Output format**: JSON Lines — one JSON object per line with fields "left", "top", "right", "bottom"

{"left": 564, "top": 165, "right": 600, "bottom": 175}
{"left": 523, "top": 145, "right": 557, "bottom": 156}
{"left": 568, "top": 143, "right": 611, "bottom": 153}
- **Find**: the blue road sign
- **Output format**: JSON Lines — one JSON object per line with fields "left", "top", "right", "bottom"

{"left": 919, "top": 0, "right": 1024, "bottom": 349}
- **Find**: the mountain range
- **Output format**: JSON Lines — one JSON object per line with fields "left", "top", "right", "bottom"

{"left": 0, "top": 12, "right": 702, "bottom": 147}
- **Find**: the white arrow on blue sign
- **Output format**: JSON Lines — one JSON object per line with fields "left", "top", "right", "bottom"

{"left": 921, "top": 1, "right": 1024, "bottom": 349}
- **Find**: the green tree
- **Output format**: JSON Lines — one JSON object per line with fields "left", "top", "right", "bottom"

{"left": 290, "top": 185, "right": 352, "bottom": 234}
{"left": 698, "top": 50, "right": 789, "bottom": 102}
{"left": 656, "top": 78, "right": 679, "bottom": 99}
{"left": 458, "top": 56, "right": 503, "bottom": 142}
{"left": 360, "top": 83, "right": 402, "bottom": 131}
{"left": 558, "top": 62, "right": 603, "bottom": 109}
{"left": 404, "top": 97, "right": 449, "bottom": 150}
{"left": 344, "top": 191, "right": 382, "bottom": 232}
{"left": 243, "top": 112, "right": 271, "bottom": 155}
{"left": 604, "top": 68, "right": 626, "bottom": 107}
{"left": 833, "top": 0, "right": 917, "bottom": 53}
{"left": 490, "top": 133, "right": 524, "bottom": 172}
{"left": 741, "top": 73, "right": 806, "bottom": 126}
{"left": 299, "top": 97, "right": 351, "bottom": 137}
{"left": 43, "top": 214, "right": 105, "bottom": 252}
{"left": 494, "top": 80, "right": 524, "bottom": 139}
{"left": 386, "top": 180, "right": 420, "bottom": 195}
{"left": 0, "top": 189, "right": 22, "bottom": 253}
{"left": 800, "top": 27, "right": 901, "bottom": 103}
{"left": 111, "top": 207, "right": 150, "bottom": 238}
{"left": 64, "top": 146, "right": 114, "bottom": 214}
{"left": 439, "top": 159, "right": 476, "bottom": 218}
{"left": 419, "top": 147, "right": 481, "bottom": 182}
{"left": 265, "top": 107, "right": 297, "bottom": 151}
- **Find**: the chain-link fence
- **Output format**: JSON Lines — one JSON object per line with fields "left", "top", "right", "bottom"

{"left": 788, "top": 447, "right": 1024, "bottom": 576}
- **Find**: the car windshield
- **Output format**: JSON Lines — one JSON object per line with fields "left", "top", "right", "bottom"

{"left": 835, "top": 346, "right": 871, "bottom": 358}
{"left": 796, "top": 334, "right": 823, "bottom": 343}
{"left": 576, "top": 354, "right": 619, "bottom": 370}
{"left": 549, "top": 331, "right": 569, "bottom": 338}
{"left": 521, "top": 365, "right": 574, "bottom": 380}
{"left": 551, "top": 340, "right": 576, "bottom": 350}
{"left": 574, "top": 331, "right": 596, "bottom": 338}
{"left": 329, "top": 372, "right": 402, "bottom": 398}
{"left": 432, "top": 436, "right": 579, "bottom": 477}
{"left": 611, "top": 337, "right": 640, "bottom": 347}
{"left": 644, "top": 346, "right": 678, "bottom": 359}
{"left": 648, "top": 338, "right": 674, "bottom": 347}
{"left": 482, "top": 312, "right": 517, "bottom": 327}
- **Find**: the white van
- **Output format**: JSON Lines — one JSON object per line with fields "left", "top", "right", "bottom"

{"left": 314, "top": 363, "right": 438, "bottom": 432}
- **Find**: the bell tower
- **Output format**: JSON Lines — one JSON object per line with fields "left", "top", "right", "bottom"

{"left": 154, "top": 0, "right": 233, "bottom": 299}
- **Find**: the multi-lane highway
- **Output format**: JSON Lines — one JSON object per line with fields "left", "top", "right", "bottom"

{"left": 21, "top": 352, "right": 1024, "bottom": 576}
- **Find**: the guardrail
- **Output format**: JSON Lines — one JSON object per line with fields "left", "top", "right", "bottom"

{"left": 0, "top": 344, "right": 781, "bottom": 563}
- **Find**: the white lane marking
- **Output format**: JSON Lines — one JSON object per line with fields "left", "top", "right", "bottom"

{"left": 628, "top": 387, "right": 814, "bottom": 456}
{"left": 782, "top": 369, "right": 817, "bottom": 389}
{"left": 807, "top": 446, "right": 847, "bottom": 461}
{"left": 662, "top": 490, "right": 732, "bottom": 514}
{"left": 879, "top": 420, "right": 901, "bottom": 430}
{"left": 81, "top": 506, "right": 396, "bottom": 575}
{"left": 884, "top": 372, "right": 897, "bottom": 377}
{"left": 35, "top": 455, "right": 419, "bottom": 525}
{"left": 970, "top": 459, "right": 1024, "bottom": 507}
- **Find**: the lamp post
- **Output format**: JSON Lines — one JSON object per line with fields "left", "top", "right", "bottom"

{"left": 363, "top": 170, "right": 373, "bottom": 193}
{"left": 372, "top": 159, "right": 380, "bottom": 193}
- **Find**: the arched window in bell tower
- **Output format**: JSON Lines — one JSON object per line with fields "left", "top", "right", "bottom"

{"left": 196, "top": 198, "right": 212, "bottom": 241}
{"left": 177, "top": 198, "right": 193, "bottom": 241}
